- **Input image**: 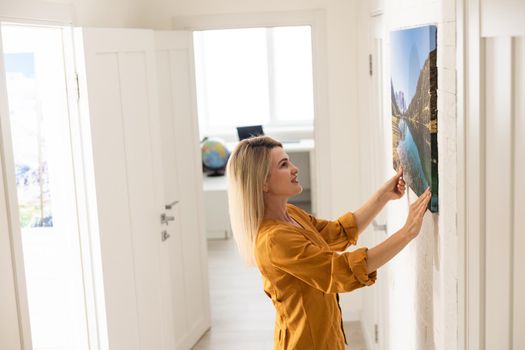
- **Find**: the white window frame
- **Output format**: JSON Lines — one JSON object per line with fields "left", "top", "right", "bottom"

{"left": 172, "top": 9, "right": 333, "bottom": 218}
{"left": 194, "top": 25, "right": 315, "bottom": 139}
{"left": 173, "top": 11, "right": 326, "bottom": 143}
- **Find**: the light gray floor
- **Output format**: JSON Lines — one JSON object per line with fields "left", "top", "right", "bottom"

{"left": 193, "top": 239, "right": 367, "bottom": 349}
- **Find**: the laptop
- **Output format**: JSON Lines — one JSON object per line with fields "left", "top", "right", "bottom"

{"left": 236, "top": 125, "right": 264, "bottom": 141}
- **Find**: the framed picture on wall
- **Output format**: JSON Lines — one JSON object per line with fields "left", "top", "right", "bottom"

{"left": 391, "top": 25, "right": 438, "bottom": 212}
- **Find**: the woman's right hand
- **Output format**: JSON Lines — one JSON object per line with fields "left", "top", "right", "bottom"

{"left": 402, "top": 188, "right": 432, "bottom": 240}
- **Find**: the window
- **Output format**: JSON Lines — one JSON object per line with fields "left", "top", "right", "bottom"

{"left": 193, "top": 26, "right": 314, "bottom": 138}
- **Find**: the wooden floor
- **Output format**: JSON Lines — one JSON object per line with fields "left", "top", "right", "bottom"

{"left": 192, "top": 239, "right": 367, "bottom": 350}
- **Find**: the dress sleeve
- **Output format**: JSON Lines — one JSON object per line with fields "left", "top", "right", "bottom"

{"left": 267, "top": 227, "right": 376, "bottom": 294}
{"left": 306, "top": 211, "right": 359, "bottom": 252}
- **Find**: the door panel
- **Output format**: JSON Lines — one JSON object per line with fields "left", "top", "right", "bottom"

{"left": 155, "top": 48, "right": 186, "bottom": 349}
{"left": 484, "top": 37, "right": 512, "bottom": 349}
{"left": 359, "top": 12, "right": 387, "bottom": 349}
{"left": 76, "top": 28, "right": 164, "bottom": 350}
{"left": 464, "top": 2, "right": 525, "bottom": 347}
{"left": 155, "top": 31, "right": 211, "bottom": 350}
{"left": 513, "top": 37, "right": 524, "bottom": 350}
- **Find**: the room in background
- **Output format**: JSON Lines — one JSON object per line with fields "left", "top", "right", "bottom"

{"left": 390, "top": 25, "right": 438, "bottom": 212}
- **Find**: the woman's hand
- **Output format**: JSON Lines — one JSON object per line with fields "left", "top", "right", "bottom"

{"left": 402, "top": 187, "right": 432, "bottom": 240}
{"left": 380, "top": 168, "right": 406, "bottom": 202}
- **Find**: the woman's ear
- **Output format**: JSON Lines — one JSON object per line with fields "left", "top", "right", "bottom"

{"left": 263, "top": 176, "right": 270, "bottom": 193}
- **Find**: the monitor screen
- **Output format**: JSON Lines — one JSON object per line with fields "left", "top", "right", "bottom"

{"left": 236, "top": 125, "right": 264, "bottom": 141}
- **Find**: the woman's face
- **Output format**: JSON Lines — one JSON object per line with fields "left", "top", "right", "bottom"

{"left": 264, "top": 147, "right": 303, "bottom": 198}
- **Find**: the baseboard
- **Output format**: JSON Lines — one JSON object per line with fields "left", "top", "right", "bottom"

{"left": 205, "top": 230, "right": 228, "bottom": 239}
{"left": 361, "top": 319, "right": 376, "bottom": 350}
{"left": 177, "top": 316, "right": 211, "bottom": 350}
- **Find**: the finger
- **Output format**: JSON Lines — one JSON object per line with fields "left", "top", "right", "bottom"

{"left": 415, "top": 191, "right": 431, "bottom": 211}
{"left": 393, "top": 167, "right": 403, "bottom": 181}
{"left": 418, "top": 201, "right": 428, "bottom": 218}
{"left": 414, "top": 189, "right": 430, "bottom": 205}
{"left": 416, "top": 201, "right": 428, "bottom": 218}
{"left": 418, "top": 193, "right": 432, "bottom": 215}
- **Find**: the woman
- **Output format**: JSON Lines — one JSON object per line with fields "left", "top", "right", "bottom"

{"left": 226, "top": 135, "right": 431, "bottom": 350}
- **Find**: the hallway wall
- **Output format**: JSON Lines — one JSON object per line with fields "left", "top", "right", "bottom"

{"left": 0, "top": 0, "right": 143, "bottom": 27}
{"left": 356, "top": 0, "right": 459, "bottom": 349}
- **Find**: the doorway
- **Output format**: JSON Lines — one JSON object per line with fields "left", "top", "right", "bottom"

{"left": 0, "top": 23, "right": 103, "bottom": 349}
{"left": 187, "top": 17, "right": 323, "bottom": 347}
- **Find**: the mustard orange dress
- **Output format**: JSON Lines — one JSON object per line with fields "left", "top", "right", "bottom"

{"left": 255, "top": 204, "right": 377, "bottom": 350}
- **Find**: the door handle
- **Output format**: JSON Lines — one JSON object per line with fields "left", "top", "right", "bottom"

{"left": 372, "top": 220, "right": 387, "bottom": 232}
{"left": 161, "top": 213, "right": 175, "bottom": 225}
{"left": 165, "top": 200, "right": 179, "bottom": 210}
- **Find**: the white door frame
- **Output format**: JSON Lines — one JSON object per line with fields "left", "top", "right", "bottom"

{"left": 171, "top": 9, "right": 332, "bottom": 218}
{"left": 0, "top": 134, "right": 26, "bottom": 350}
{"left": 457, "top": 0, "right": 481, "bottom": 348}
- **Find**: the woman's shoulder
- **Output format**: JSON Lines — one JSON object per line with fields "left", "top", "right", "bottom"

{"left": 286, "top": 202, "right": 301, "bottom": 212}
{"left": 257, "top": 218, "right": 302, "bottom": 241}
{"left": 286, "top": 203, "right": 312, "bottom": 220}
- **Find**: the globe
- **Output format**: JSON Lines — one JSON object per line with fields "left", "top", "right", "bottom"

{"left": 201, "top": 138, "right": 230, "bottom": 176}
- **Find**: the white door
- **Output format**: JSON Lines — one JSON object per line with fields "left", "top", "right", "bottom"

{"left": 462, "top": 1, "right": 525, "bottom": 348}
{"left": 75, "top": 27, "right": 165, "bottom": 350}
{"left": 363, "top": 14, "right": 389, "bottom": 350}
{"left": 155, "top": 31, "right": 211, "bottom": 350}
{"left": 75, "top": 27, "right": 211, "bottom": 350}
{"left": 0, "top": 23, "right": 100, "bottom": 350}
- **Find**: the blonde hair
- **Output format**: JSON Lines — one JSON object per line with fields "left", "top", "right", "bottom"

{"left": 226, "top": 136, "right": 282, "bottom": 266}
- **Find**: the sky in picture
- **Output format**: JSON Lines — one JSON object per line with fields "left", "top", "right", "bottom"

{"left": 391, "top": 26, "right": 437, "bottom": 105}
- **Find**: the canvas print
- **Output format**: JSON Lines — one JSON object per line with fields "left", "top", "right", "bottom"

{"left": 391, "top": 25, "right": 438, "bottom": 212}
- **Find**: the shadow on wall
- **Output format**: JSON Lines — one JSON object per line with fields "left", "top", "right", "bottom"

{"left": 415, "top": 213, "right": 439, "bottom": 350}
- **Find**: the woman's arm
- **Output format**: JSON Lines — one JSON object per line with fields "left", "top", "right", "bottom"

{"left": 366, "top": 187, "right": 431, "bottom": 273}
{"left": 354, "top": 168, "right": 406, "bottom": 233}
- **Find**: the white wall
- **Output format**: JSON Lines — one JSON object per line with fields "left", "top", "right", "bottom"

{"left": 356, "top": 0, "right": 459, "bottom": 349}
{"left": 481, "top": 0, "right": 525, "bottom": 37}
{"left": 0, "top": 0, "right": 142, "bottom": 27}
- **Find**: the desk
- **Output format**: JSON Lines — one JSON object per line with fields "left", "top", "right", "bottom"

{"left": 202, "top": 140, "right": 315, "bottom": 239}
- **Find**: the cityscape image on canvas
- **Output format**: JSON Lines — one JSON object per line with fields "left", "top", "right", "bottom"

{"left": 391, "top": 25, "right": 438, "bottom": 212}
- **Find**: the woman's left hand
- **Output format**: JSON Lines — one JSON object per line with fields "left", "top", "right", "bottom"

{"left": 381, "top": 167, "right": 406, "bottom": 201}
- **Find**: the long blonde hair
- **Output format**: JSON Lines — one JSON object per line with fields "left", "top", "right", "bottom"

{"left": 226, "top": 136, "right": 282, "bottom": 266}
